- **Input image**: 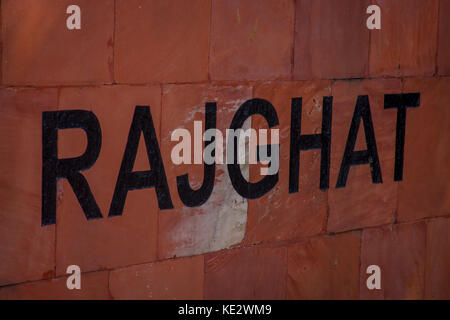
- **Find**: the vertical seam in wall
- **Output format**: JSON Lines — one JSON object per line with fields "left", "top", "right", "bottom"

{"left": 367, "top": 1, "right": 372, "bottom": 78}
{"left": 107, "top": 270, "right": 114, "bottom": 299}
{"left": 325, "top": 80, "right": 334, "bottom": 233}
{"left": 112, "top": 0, "right": 117, "bottom": 84}
{"left": 327, "top": 81, "right": 333, "bottom": 228}
{"left": 285, "top": 246, "right": 288, "bottom": 299}
{"left": 434, "top": 0, "right": 441, "bottom": 76}
{"left": 324, "top": 192, "right": 330, "bottom": 232}
{"left": 54, "top": 87, "right": 61, "bottom": 277}
{"left": 0, "top": 0, "right": 3, "bottom": 85}
{"left": 157, "top": 83, "right": 164, "bottom": 260}
{"left": 203, "top": 254, "right": 207, "bottom": 299}
{"left": 394, "top": 161, "right": 400, "bottom": 224}
{"left": 422, "top": 222, "right": 428, "bottom": 299}
{"left": 394, "top": 182, "right": 399, "bottom": 224}
{"left": 207, "top": 0, "right": 213, "bottom": 81}
{"left": 290, "top": 0, "right": 297, "bottom": 81}
{"left": 358, "top": 229, "right": 363, "bottom": 299}
{"left": 202, "top": 256, "right": 206, "bottom": 299}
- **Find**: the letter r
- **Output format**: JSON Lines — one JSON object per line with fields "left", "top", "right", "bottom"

{"left": 42, "top": 110, "right": 102, "bottom": 226}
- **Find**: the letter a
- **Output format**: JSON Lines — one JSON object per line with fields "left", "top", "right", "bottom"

{"left": 66, "top": 265, "right": 81, "bottom": 290}
{"left": 66, "top": 5, "right": 81, "bottom": 30}
{"left": 366, "top": 265, "right": 381, "bottom": 290}
{"left": 366, "top": 5, "right": 381, "bottom": 30}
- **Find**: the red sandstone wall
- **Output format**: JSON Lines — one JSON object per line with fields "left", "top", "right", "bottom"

{"left": 0, "top": 0, "right": 449, "bottom": 300}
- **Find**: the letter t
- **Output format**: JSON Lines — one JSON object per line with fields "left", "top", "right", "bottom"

{"left": 384, "top": 93, "right": 420, "bottom": 181}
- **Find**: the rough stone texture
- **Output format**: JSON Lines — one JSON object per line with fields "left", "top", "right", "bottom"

{"left": 210, "top": 0, "right": 294, "bottom": 80}
{"left": 0, "top": 4, "right": 2, "bottom": 84}
{"left": 294, "top": 0, "right": 370, "bottom": 80}
{"left": 56, "top": 86, "right": 162, "bottom": 275}
{"left": 360, "top": 222, "right": 426, "bottom": 299}
{"left": 287, "top": 232, "right": 361, "bottom": 299}
{"left": 369, "top": 0, "right": 439, "bottom": 77}
{"left": 158, "top": 84, "right": 251, "bottom": 259}
{"left": 246, "top": 81, "right": 330, "bottom": 244}
{"left": 438, "top": 0, "right": 450, "bottom": 75}
{"left": 0, "top": 0, "right": 449, "bottom": 300}
{"left": 425, "top": 218, "right": 450, "bottom": 299}
{"left": 327, "top": 79, "right": 402, "bottom": 232}
{"left": 2, "top": 0, "right": 114, "bottom": 85}
{"left": 205, "top": 246, "right": 287, "bottom": 299}
{"left": 115, "top": 0, "right": 210, "bottom": 83}
{"left": 0, "top": 88, "right": 57, "bottom": 286}
{"left": 0, "top": 271, "right": 110, "bottom": 300}
{"left": 398, "top": 78, "right": 450, "bottom": 222}
{"left": 109, "top": 256, "right": 204, "bottom": 299}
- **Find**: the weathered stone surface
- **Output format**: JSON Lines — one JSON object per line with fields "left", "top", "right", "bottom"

{"left": 294, "top": 0, "right": 370, "bottom": 80}
{"left": 115, "top": 0, "right": 210, "bottom": 83}
{"left": 369, "top": 0, "right": 438, "bottom": 77}
{"left": 205, "top": 246, "right": 287, "bottom": 299}
{"left": 425, "top": 218, "right": 450, "bottom": 299}
{"left": 109, "top": 256, "right": 204, "bottom": 299}
{"left": 287, "top": 232, "right": 361, "bottom": 299}
{"left": 2, "top": 0, "right": 114, "bottom": 85}
{"left": 328, "top": 79, "right": 401, "bottom": 232}
{"left": 360, "top": 222, "right": 426, "bottom": 299}
{"left": 438, "top": 0, "right": 450, "bottom": 75}
{"left": 210, "top": 0, "right": 294, "bottom": 80}
{"left": 56, "top": 85, "right": 162, "bottom": 275}
{"left": 398, "top": 78, "right": 450, "bottom": 221}
{"left": 0, "top": 271, "right": 110, "bottom": 300}
{"left": 246, "top": 81, "right": 330, "bottom": 244}
{"left": 158, "top": 84, "right": 252, "bottom": 259}
{"left": 0, "top": 88, "right": 57, "bottom": 286}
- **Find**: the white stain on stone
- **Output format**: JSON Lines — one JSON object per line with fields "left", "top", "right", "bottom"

{"left": 168, "top": 118, "right": 251, "bottom": 257}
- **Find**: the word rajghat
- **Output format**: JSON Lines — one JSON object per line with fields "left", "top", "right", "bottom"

{"left": 41, "top": 93, "right": 420, "bottom": 226}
